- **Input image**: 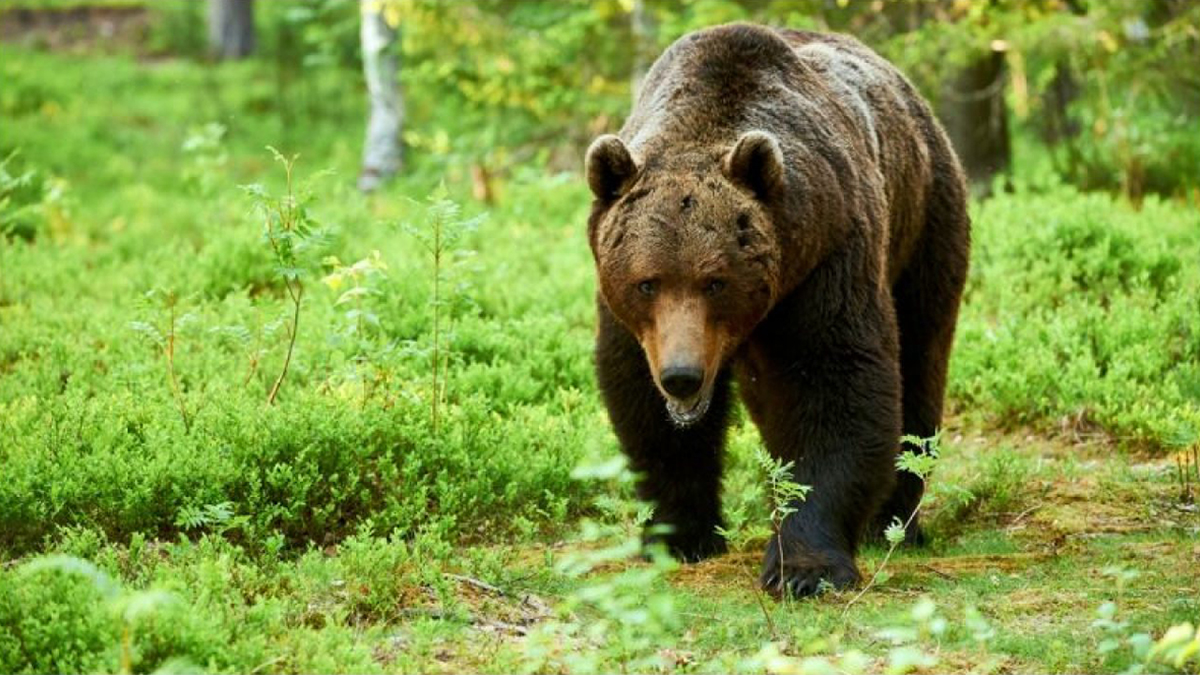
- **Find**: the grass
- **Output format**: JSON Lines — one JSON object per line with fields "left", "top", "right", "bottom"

{"left": 1, "top": 42, "right": 1199, "bottom": 674}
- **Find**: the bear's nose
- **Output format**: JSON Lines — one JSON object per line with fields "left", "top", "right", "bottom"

{"left": 660, "top": 365, "right": 704, "bottom": 399}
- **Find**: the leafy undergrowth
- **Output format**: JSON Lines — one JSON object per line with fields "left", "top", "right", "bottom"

{"left": 3, "top": 423, "right": 1198, "bottom": 674}
{"left": 2, "top": 41, "right": 1200, "bottom": 675}
{"left": 951, "top": 185, "right": 1200, "bottom": 447}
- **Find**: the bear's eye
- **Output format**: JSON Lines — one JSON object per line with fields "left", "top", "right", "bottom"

{"left": 704, "top": 279, "right": 727, "bottom": 297}
{"left": 636, "top": 280, "right": 658, "bottom": 297}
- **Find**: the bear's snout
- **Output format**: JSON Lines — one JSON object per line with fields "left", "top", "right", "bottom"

{"left": 660, "top": 364, "right": 704, "bottom": 399}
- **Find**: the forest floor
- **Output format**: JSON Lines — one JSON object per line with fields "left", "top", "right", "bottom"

{"left": 392, "top": 420, "right": 1200, "bottom": 674}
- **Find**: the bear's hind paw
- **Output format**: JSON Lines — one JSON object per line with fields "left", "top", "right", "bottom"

{"left": 645, "top": 528, "right": 728, "bottom": 563}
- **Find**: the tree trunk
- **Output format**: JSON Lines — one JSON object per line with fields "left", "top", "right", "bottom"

{"left": 939, "top": 45, "right": 1011, "bottom": 193}
{"left": 208, "top": 0, "right": 255, "bottom": 60}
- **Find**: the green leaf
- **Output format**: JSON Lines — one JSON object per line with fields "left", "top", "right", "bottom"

{"left": 910, "top": 597, "right": 936, "bottom": 623}
{"left": 336, "top": 286, "right": 373, "bottom": 306}
{"left": 129, "top": 320, "right": 164, "bottom": 346}
{"left": 20, "top": 555, "right": 121, "bottom": 599}
{"left": 276, "top": 266, "right": 306, "bottom": 281}
{"left": 121, "top": 589, "right": 177, "bottom": 624}
{"left": 570, "top": 455, "right": 628, "bottom": 480}
{"left": 239, "top": 182, "right": 269, "bottom": 199}
{"left": 885, "top": 646, "right": 937, "bottom": 675}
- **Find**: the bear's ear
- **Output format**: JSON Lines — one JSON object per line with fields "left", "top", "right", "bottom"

{"left": 585, "top": 135, "right": 638, "bottom": 200}
{"left": 724, "top": 130, "right": 785, "bottom": 201}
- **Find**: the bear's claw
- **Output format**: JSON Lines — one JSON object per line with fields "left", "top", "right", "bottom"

{"left": 760, "top": 539, "right": 860, "bottom": 598}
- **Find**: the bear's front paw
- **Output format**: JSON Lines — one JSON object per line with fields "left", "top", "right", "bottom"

{"left": 759, "top": 537, "right": 860, "bottom": 598}
{"left": 645, "top": 526, "right": 727, "bottom": 563}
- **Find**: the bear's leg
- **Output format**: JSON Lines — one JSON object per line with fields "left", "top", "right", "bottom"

{"left": 873, "top": 178, "right": 971, "bottom": 543}
{"left": 595, "top": 299, "right": 732, "bottom": 562}
{"left": 741, "top": 291, "right": 902, "bottom": 597}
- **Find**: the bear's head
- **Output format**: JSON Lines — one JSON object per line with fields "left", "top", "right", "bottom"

{"left": 586, "top": 131, "right": 785, "bottom": 427}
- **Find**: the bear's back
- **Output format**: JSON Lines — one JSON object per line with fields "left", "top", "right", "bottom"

{"left": 778, "top": 30, "right": 908, "bottom": 161}
{"left": 626, "top": 24, "right": 914, "bottom": 159}
{"left": 776, "top": 28, "right": 949, "bottom": 274}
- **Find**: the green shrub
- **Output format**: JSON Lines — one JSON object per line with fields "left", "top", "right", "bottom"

{"left": 951, "top": 185, "right": 1200, "bottom": 446}
{"left": 0, "top": 560, "right": 115, "bottom": 674}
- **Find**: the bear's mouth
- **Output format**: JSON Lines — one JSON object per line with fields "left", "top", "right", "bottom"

{"left": 665, "top": 391, "right": 712, "bottom": 428}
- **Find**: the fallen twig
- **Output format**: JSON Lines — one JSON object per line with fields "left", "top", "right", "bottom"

{"left": 444, "top": 573, "right": 553, "bottom": 621}
{"left": 919, "top": 563, "right": 955, "bottom": 580}
{"left": 446, "top": 573, "right": 505, "bottom": 596}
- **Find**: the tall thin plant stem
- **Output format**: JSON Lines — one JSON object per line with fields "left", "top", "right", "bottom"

{"left": 263, "top": 154, "right": 304, "bottom": 406}
{"left": 842, "top": 503, "right": 923, "bottom": 616}
{"left": 266, "top": 281, "right": 301, "bottom": 406}
{"left": 749, "top": 570, "right": 777, "bottom": 637}
{"left": 164, "top": 301, "right": 191, "bottom": 433}
{"left": 430, "top": 208, "right": 442, "bottom": 434}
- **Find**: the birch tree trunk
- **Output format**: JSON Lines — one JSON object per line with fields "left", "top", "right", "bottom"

{"left": 208, "top": 0, "right": 255, "bottom": 60}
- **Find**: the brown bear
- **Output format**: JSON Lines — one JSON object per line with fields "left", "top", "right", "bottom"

{"left": 584, "top": 23, "right": 970, "bottom": 597}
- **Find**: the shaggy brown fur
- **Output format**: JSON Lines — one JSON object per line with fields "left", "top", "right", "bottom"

{"left": 585, "top": 23, "right": 970, "bottom": 597}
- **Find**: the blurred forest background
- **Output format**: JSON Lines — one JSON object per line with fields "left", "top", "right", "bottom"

{"left": 4, "top": 0, "right": 1198, "bottom": 203}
